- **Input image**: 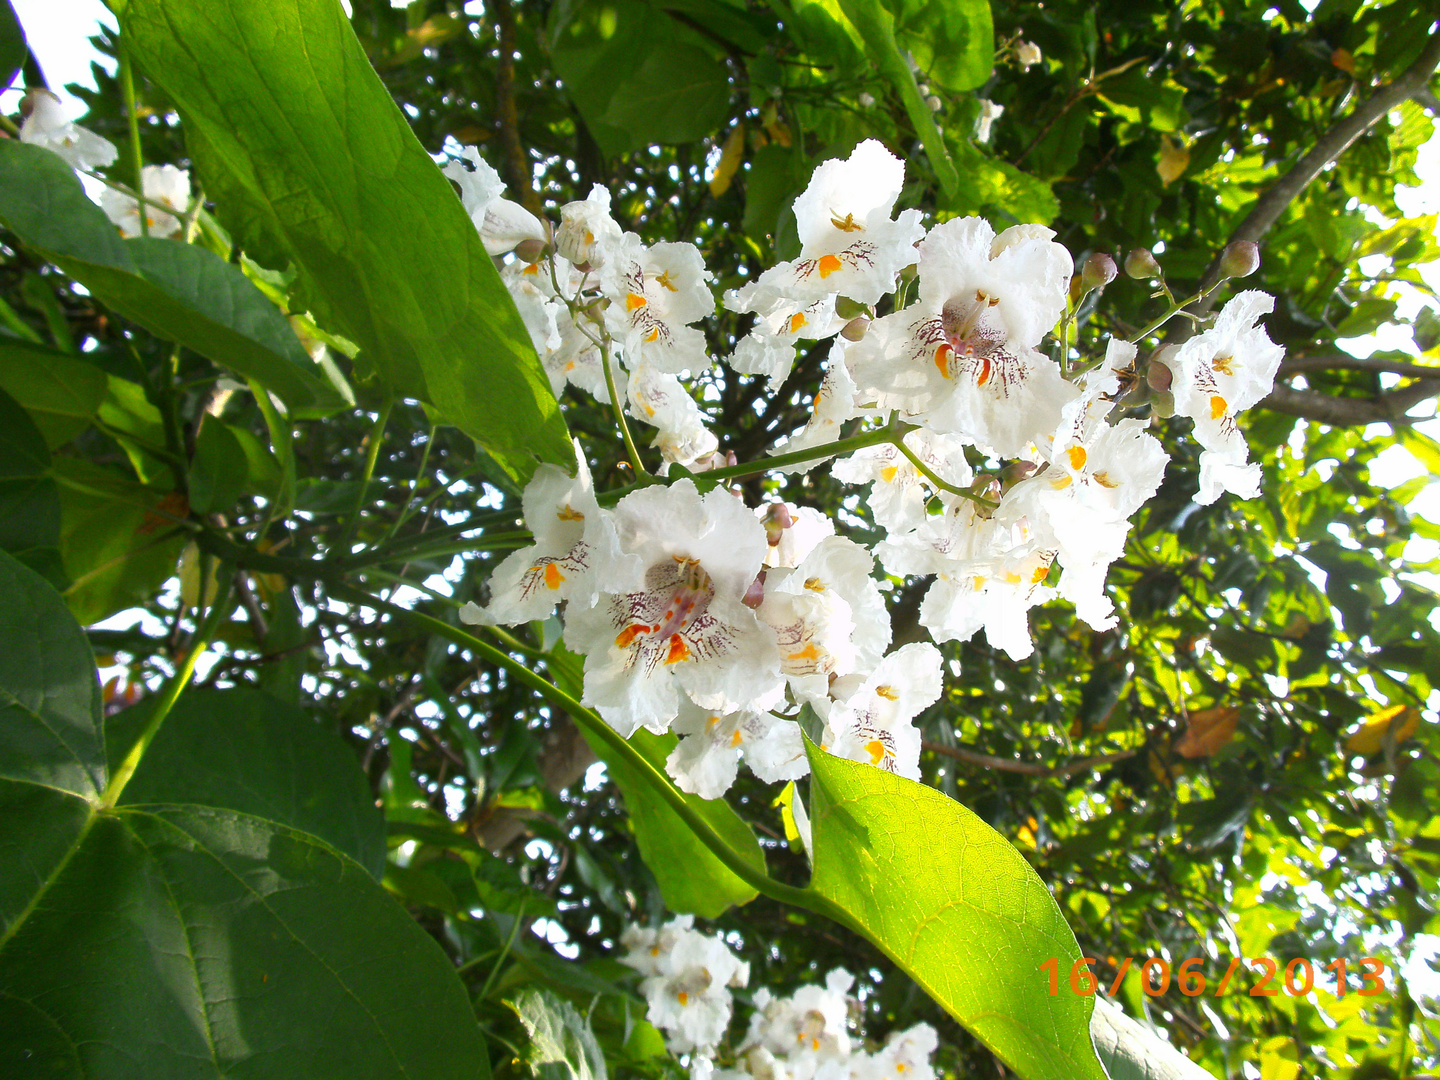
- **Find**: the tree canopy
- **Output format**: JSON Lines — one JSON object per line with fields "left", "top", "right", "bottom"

{"left": 0, "top": 2, "right": 1438, "bottom": 1079}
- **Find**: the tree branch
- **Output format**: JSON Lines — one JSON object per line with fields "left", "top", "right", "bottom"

{"left": 1279, "top": 351, "right": 1440, "bottom": 381}
{"left": 922, "top": 740, "right": 1137, "bottom": 778}
{"left": 492, "top": 0, "right": 543, "bottom": 216}
{"left": 1261, "top": 377, "right": 1440, "bottom": 425}
{"left": 1192, "top": 27, "right": 1440, "bottom": 310}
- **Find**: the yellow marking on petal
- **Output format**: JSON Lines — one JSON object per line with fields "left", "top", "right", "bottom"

{"left": 730, "top": 729, "right": 744, "bottom": 747}
{"left": 880, "top": 465, "right": 899, "bottom": 483}
{"left": 707, "top": 715, "right": 722, "bottom": 728}
{"left": 563, "top": 361, "right": 576, "bottom": 372}
{"left": 972, "top": 575, "right": 987, "bottom": 590}
{"left": 664, "top": 634, "right": 691, "bottom": 665}
{"left": 1050, "top": 473, "right": 1073, "bottom": 490}
{"left": 934, "top": 342, "right": 954, "bottom": 379}
{"left": 976, "top": 357, "right": 993, "bottom": 387}
{"left": 897, "top": 1066, "right": 907, "bottom": 1074}
{"left": 817, "top": 253, "right": 843, "bottom": 278}
{"left": 645, "top": 327, "right": 660, "bottom": 343}
{"left": 875, "top": 685, "right": 899, "bottom": 701}
{"left": 1093, "top": 471, "right": 1120, "bottom": 489}
{"left": 866, "top": 739, "right": 888, "bottom": 765}
{"left": 650, "top": 946, "right": 660, "bottom": 956}
{"left": 543, "top": 563, "right": 565, "bottom": 590}
{"left": 804, "top": 576, "right": 826, "bottom": 592}
{"left": 1003, "top": 571, "right": 1024, "bottom": 585}
{"left": 655, "top": 270, "right": 679, "bottom": 291}
{"left": 615, "top": 625, "right": 649, "bottom": 649}
{"left": 1066, "top": 445, "right": 1088, "bottom": 471}
{"left": 787, "top": 643, "right": 824, "bottom": 663}
{"left": 789, "top": 311, "right": 808, "bottom": 334}
{"left": 523, "top": 263, "right": 541, "bottom": 275}
{"left": 584, "top": 229, "right": 595, "bottom": 244}
{"left": 1209, "top": 394, "right": 1229, "bottom": 420}
{"left": 1031, "top": 564, "right": 1050, "bottom": 584}
{"left": 677, "top": 991, "right": 689, "bottom": 1005}
{"left": 626, "top": 292, "right": 648, "bottom": 310}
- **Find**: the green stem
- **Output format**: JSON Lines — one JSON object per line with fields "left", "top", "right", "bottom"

{"left": 339, "top": 399, "right": 393, "bottom": 552}
{"left": 384, "top": 423, "right": 437, "bottom": 543}
{"left": 249, "top": 377, "right": 296, "bottom": 524}
{"left": 102, "top": 568, "right": 234, "bottom": 808}
{"left": 888, "top": 430, "right": 996, "bottom": 507}
{"left": 325, "top": 583, "right": 822, "bottom": 913}
{"left": 476, "top": 900, "right": 525, "bottom": 1003}
{"left": 600, "top": 335, "right": 650, "bottom": 480}
{"left": 118, "top": 38, "right": 148, "bottom": 239}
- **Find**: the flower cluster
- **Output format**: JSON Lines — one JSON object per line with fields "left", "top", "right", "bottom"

{"left": 456, "top": 137, "right": 1283, "bottom": 798}
{"left": 620, "top": 917, "right": 937, "bottom": 1080}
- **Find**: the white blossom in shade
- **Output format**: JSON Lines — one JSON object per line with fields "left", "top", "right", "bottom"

{"left": 619, "top": 914, "right": 695, "bottom": 978}
{"left": 771, "top": 342, "right": 861, "bottom": 471}
{"left": 601, "top": 235, "right": 715, "bottom": 374}
{"left": 850, "top": 217, "right": 1076, "bottom": 457}
{"left": 726, "top": 140, "right": 924, "bottom": 310}
{"left": 759, "top": 502, "right": 835, "bottom": 569}
{"left": 727, "top": 295, "right": 847, "bottom": 391}
{"left": 665, "top": 699, "right": 808, "bottom": 799}
{"left": 461, "top": 444, "right": 638, "bottom": 626}
{"left": 564, "top": 480, "right": 782, "bottom": 735}
{"left": 635, "top": 922, "right": 750, "bottom": 1055}
{"left": 99, "top": 164, "right": 191, "bottom": 238}
{"left": 1169, "top": 290, "right": 1284, "bottom": 504}
{"left": 19, "top": 90, "right": 117, "bottom": 171}
{"left": 502, "top": 257, "right": 609, "bottom": 401}
{"left": 976, "top": 99, "right": 1005, "bottom": 143}
{"left": 743, "top": 969, "right": 855, "bottom": 1060}
{"left": 626, "top": 365, "right": 720, "bottom": 466}
{"left": 821, "top": 643, "right": 942, "bottom": 779}
{"left": 866, "top": 1024, "right": 938, "bottom": 1080}
{"left": 441, "top": 147, "right": 548, "bottom": 255}
{"left": 831, "top": 428, "right": 973, "bottom": 533}
{"left": 1016, "top": 41, "right": 1043, "bottom": 68}
{"left": 555, "top": 184, "right": 623, "bottom": 268}
{"left": 758, "top": 536, "right": 890, "bottom": 708}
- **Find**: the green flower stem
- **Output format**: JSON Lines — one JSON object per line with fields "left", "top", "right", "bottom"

{"left": 1130, "top": 281, "right": 1224, "bottom": 343}
{"left": 888, "top": 429, "right": 997, "bottom": 508}
{"left": 248, "top": 376, "right": 297, "bottom": 527}
{"left": 383, "top": 423, "right": 437, "bottom": 543}
{"left": 101, "top": 567, "right": 234, "bottom": 808}
{"left": 599, "top": 333, "right": 652, "bottom": 481}
{"left": 118, "top": 37, "right": 148, "bottom": 239}
{"left": 325, "top": 583, "right": 834, "bottom": 917}
{"left": 339, "top": 399, "right": 393, "bottom": 551}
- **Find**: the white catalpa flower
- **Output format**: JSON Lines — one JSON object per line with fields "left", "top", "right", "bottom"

{"left": 666, "top": 699, "right": 808, "bottom": 799}
{"left": 502, "top": 257, "right": 610, "bottom": 400}
{"left": 743, "top": 969, "right": 855, "bottom": 1060}
{"left": 758, "top": 536, "right": 890, "bottom": 709}
{"left": 441, "top": 147, "right": 548, "bottom": 255}
{"left": 632, "top": 920, "right": 750, "bottom": 1056}
{"left": 831, "top": 428, "right": 973, "bottom": 533}
{"left": 772, "top": 341, "right": 861, "bottom": 471}
{"left": 865, "top": 1024, "right": 939, "bottom": 1080}
{"left": 619, "top": 915, "right": 696, "bottom": 978}
{"left": 1016, "top": 41, "right": 1043, "bottom": 68}
{"left": 627, "top": 365, "right": 720, "bottom": 467}
{"left": 759, "top": 502, "right": 835, "bottom": 569}
{"left": 555, "top": 184, "right": 623, "bottom": 268}
{"left": 822, "top": 643, "right": 942, "bottom": 780}
{"left": 976, "top": 99, "right": 1005, "bottom": 142}
{"left": 851, "top": 217, "right": 1076, "bottom": 457}
{"left": 602, "top": 235, "right": 714, "bottom": 374}
{"left": 1169, "top": 290, "right": 1284, "bottom": 504}
{"left": 99, "top": 164, "right": 191, "bottom": 238}
{"left": 727, "top": 295, "right": 847, "bottom": 391}
{"left": 726, "top": 140, "right": 924, "bottom": 310}
{"left": 564, "top": 481, "right": 782, "bottom": 735}
{"left": 461, "top": 445, "right": 638, "bottom": 626}
{"left": 19, "top": 89, "right": 117, "bottom": 171}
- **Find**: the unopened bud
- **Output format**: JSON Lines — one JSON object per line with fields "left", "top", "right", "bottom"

{"left": 572, "top": 260, "right": 593, "bottom": 275}
{"left": 514, "top": 238, "right": 548, "bottom": 264}
{"left": 925, "top": 95, "right": 943, "bottom": 112}
{"left": 1124, "top": 248, "right": 1161, "bottom": 280}
{"left": 1001, "top": 461, "right": 1037, "bottom": 488}
{"left": 841, "top": 316, "right": 870, "bottom": 341}
{"left": 1081, "top": 252, "right": 1118, "bottom": 290}
{"left": 1149, "top": 388, "right": 1175, "bottom": 418}
{"left": 1219, "top": 240, "right": 1260, "bottom": 279}
{"left": 916, "top": 83, "right": 930, "bottom": 97}
{"left": 834, "top": 296, "right": 868, "bottom": 320}
{"left": 742, "top": 571, "right": 767, "bottom": 609}
{"left": 762, "top": 502, "right": 794, "bottom": 546}
{"left": 1146, "top": 357, "right": 1173, "bottom": 393}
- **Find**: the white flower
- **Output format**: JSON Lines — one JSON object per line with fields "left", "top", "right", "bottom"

{"left": 460, "top": 444, "right": 638, "bottom": 626}
{"left": 620, "top": 914, "right": 694, "bottom": 978}
{"left": 759, "top": 502, "right": 835, "bottom": 569}
{"left": 725, "top": 140, "right": 924, "bottom": 310}
{"left": 851, "top": 217, "right": 1076, "bottom": 457}
{"left": 99, "top": 164, "right": 191, "bottom": 238}
{"left": 758, "top": 536, "right": 890, "bottom": 709}
{"left": 742, "top": 969, "right": 855, "bottom": 1060}
{"left": 502, "top": 257, "right": 609, "bottom": 400}
{"left": 1016, "top": 41, "right": 1043, "bottom": 68}
{"left": 1170, "top": 291, "right": 1284, "bottom": 505}
{"left": 831, "top": 428, "right": 973, "bottom": 533}
{"left": 564, "top": 481, "right": 782, "bottom": 735}
{"left": 976, "top": 99, "right": 1005, "bottom": 143}
{"left": 602, "top": 235, "right": 715, "bottom": 374}
{"left": 666, "top": 699, "right": 808, "bottom": 799}
{"left": 634, "top": 921, "right": 749, "bottom": 1055}
{"left": 627, "top": 365, "right": 720, "bottom": 467}
{"left": 726, "top": 295, "right": 847, "bottom": 391}
{"left": 19, "top": 89, "right": 117, "bottom": 171}
{"left": 442, "top": 147, "right": 548, "bottom": 255}
{"left": 555, "top": 184, "right": 623, "bottom": 268}
{"left": 772, "top": 341, "right": 861, "bottom": 470}
{"left": 821, "top": 643, "right": 942, "bottom": 780}
{"left": 867, "top": 1024, "right": 938, "bottom": 1080}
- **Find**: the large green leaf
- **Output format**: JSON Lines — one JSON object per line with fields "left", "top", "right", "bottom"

{"left": 0, "top": 338, "right": 108, "bottom": 448}
{"left": 118, "top": 0, "right": 574, "bottom": 480}
{"left": 0, "top": 552, "right": 491, "bottom": 1079}
{"left": 507, "top": 987, "right": 609, "bottom": 1080}
{"left": 804, "top": 743, "right": 1108, "bottom": 1080}
{"left": 0, "top": 141, "right": 346, "bottom": 417}
{"left": 0, "top": 805, "right": 489, "bottom": 1080}
{"left": 0, "top": 0, "right": 23, "bottom": 90}
{"left": 1091, "top": 998, "right": 1218, "bottom": 1080}
{"left": 109, "top": 686, "right": 387, "bottom": 879}
{"left": 888, "top": 0, "right": 992, "bottom": 92}
{"left": 0, "top": 386, "right": 62, "bottom": 581}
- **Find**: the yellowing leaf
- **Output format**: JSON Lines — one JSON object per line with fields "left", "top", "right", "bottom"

{"left": 1175, "top": 706, "right": 1240, "bottom": 758}
{"left": 1157, "top": 135, "right": 1189, "bottom": 186}
{"left": 1331, "top": 47, "right": 1356, "bottom": 74}
{"left": 709, "top": 124, "right": 746, "bottom": 197}
{"left": 1259, "top": 1036, "right": 1299, "bottom": 1080}
{"left": 1345, "top": 704, "right": 1419, "bottom": 754}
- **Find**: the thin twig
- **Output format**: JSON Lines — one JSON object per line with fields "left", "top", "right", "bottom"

{"left": 922, "top": 740, "right": 1137, "bottom": 778}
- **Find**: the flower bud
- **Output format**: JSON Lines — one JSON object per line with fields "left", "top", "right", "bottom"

{"left": 834, "top": 296, "right": 869, "bottom": 320}
{"left": 1001, "top": 461, "right": 1037, "bottom": 488}
{"left": 841, "top": 316, "right": 870, "bottom": 341}
{"left": 1146, "top": 357, "right": 1173, "bottom": 392}
{"left": 742, "top": 572, "right": 766, "bottom": 610}
{"left": 1149, "top": 388, "right": 1175, "bottom": 418}
{"left": 1017, "top": 41, "right": 1043, "bottom": 68}
{"left": 762, "top": 502, "right": 794, "bottom": 547}
{"left": 1124, "top": 248, "right": 1161, "bottom": 280}
{"left": 514, "top": 238, "right": 548, "bottom": 264}
{"left": 925, "top": 95, "right": 943, "bottom": 113}
{"left": 1219, "top": 240, "right": 1260, "bottom": 279}
{"left": 1081, "top": 252, "right": 1118, "bottom": 290}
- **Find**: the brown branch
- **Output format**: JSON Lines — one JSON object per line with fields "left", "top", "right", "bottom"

{"left": 1261, "top": 377, "right": 1440, "bottom": 425}
{"left": 492, "top": 0, "right": 542, "bottom": 216}
{"left": 1279, "top": 351, "right": 1440, "bottom": 381}
{"left": 922, "top": 740, "right": 1137, "bottom": 778}
{"left": 1191, "top": 26, "right": 1440, "bottom": 312}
